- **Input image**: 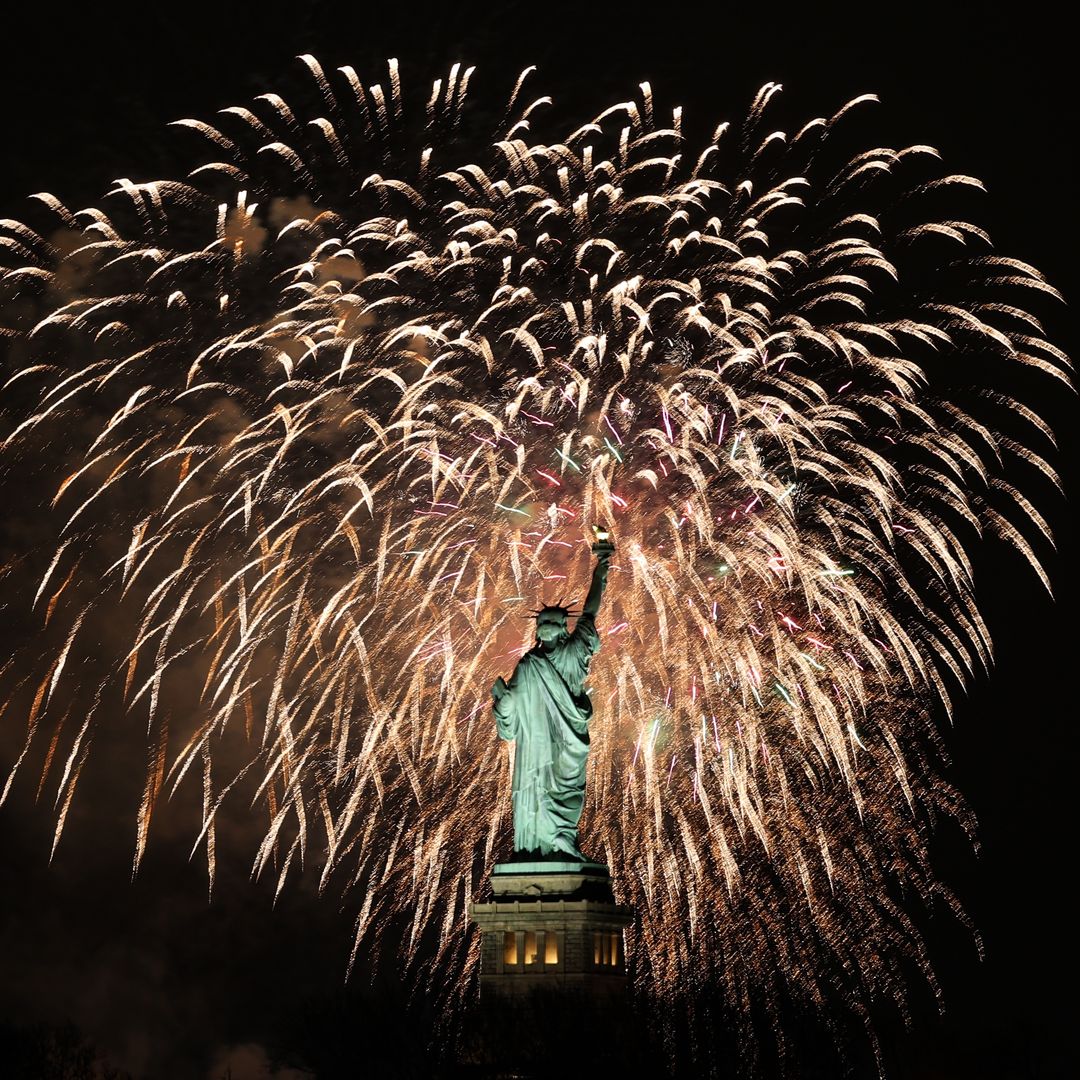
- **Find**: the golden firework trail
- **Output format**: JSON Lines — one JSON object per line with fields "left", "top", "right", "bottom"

{"left": 0, "top": 58, "right": 1066, "bottom": 1058}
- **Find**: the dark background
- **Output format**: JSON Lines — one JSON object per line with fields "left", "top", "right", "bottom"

{"left": 0, "top": 3, "right": 1075, "bottom": 1077}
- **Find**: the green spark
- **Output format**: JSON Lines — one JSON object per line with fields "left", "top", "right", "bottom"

{"left": 555, "top": 447, "right": 582, "bottom": 472}
{"left": 603, "top": 438, "right": 624, "bottom": 463}
{"left": 496, "top": 503, "right": 530, "bottom": 517}
{"left": 649, "top": 715, "right": 663, "bottom": 749}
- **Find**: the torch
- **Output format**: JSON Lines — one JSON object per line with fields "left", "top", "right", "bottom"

{"left": 591, "top": 523, "right": 615, "bottom": 557}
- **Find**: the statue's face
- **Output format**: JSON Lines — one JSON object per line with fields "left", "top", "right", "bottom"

{"left": 535, "top": 614, "right": 567, "bottom": 645}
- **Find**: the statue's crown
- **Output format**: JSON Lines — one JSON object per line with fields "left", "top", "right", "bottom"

{"left": 532, "top": 603, "right": 577, "bottom": 624}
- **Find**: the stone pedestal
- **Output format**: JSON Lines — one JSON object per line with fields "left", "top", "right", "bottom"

{"left": 469, "top": 861, "right": 633, "bottom": 998}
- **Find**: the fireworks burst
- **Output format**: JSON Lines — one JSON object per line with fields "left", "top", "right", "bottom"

{"left": 0, "top": 58, "right": 1066, "bottom": 1061}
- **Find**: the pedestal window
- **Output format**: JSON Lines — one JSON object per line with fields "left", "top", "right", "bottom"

{"left": 593, "top": 931, "right": 621, "bottom": 967}
{"left": 543, "top": 930, "right": 559, "bottom": 964}
{"left": 523, "top": 930, "right": 539, "bottom": 965}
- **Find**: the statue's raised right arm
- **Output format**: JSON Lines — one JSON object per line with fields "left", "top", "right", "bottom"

{"left": 582, "top": 526, "right": 614, "bottom": 618}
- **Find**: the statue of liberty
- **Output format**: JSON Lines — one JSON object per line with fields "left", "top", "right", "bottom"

{"left": 491, "top": 527, "right": 614, "bottom": 860}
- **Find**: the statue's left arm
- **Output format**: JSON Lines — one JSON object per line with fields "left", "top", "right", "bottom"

{"left": 492, "top": 668, "right": 520, "bottom": 740}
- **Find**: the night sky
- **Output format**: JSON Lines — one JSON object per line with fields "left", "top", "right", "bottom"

{"left": 0, "top": 4, "right": 1075, "bottom": 1078}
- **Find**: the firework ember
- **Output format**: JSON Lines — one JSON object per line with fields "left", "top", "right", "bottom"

{"left": 0, "top": 58, "right": 1065, "bottom": 1056}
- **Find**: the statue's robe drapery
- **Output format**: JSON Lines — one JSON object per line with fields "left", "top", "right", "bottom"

{"left": 493, "top": 615, "right": 600, "bottom": 856}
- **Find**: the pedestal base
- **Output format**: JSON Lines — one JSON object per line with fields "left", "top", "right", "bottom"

{"left": 470, "top": 862, "right": 633, "bottom": 999}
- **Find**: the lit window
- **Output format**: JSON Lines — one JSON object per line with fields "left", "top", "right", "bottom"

{"left": 544, "top": 931, "right": 559, "bottom": 965}
{"left": 524, "top": 930, "right": 538, "bottom": 965}
{"left": 593, "top": 931, "right": 621, "bottom": 966}
{"left": 504, "top": 932, "right": 518, "bottom": 966}
{"left": 595, "top": 931, "right": 611, "bottom": 965}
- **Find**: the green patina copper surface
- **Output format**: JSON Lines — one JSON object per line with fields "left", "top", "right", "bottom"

{"left": 492, "top": 538, "right": 613, "bottom": 859}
